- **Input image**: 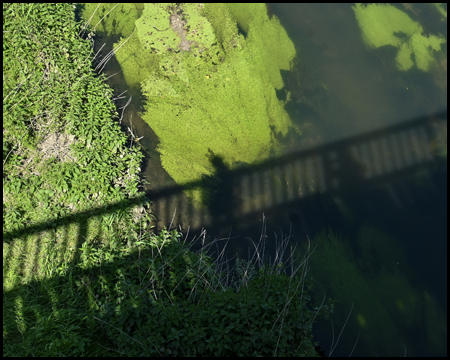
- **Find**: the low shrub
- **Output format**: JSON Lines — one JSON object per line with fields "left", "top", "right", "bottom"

{"left": 77, "top": 228, "right": 333, "bottom": 357}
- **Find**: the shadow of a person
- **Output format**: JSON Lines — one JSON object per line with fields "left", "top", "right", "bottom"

{"left": 201, "top": 151, "right": 240, "bottom": 237}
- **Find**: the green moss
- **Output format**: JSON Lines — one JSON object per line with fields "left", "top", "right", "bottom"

{"left": 136, "top": 5, "right": 178, "bottom": 54}
{"left": 80, "top": 3, "right": 143, "bottom": 37}
{"left": 141, "top": 51, "right": 277, "bottom": 203}
{"left": 225, "top": 3, "right": 267, "bottom": 35}
{"left": 79, "top": 3, "right": 296, "bottom": 205}
{"left": 396, "top": 42, "right": 415, "bottom": 71}
{"left": 182, "top": 3, "right": 219, "bottom": 51}
{"left": 353, "top": 4, "right": 418, "bottom": 48}
{"left": 113, "top": 31, "right": 159, "bottom": 89}
{"left": 409, "top": 32, "right": 446, "bottom": 72}
{"left": 227, "top": 4, "right": 296, "bottom": 88}
{"left": 135, "top": 4, "right": 295, "bottom": 204}
{"left": 433, "top": 3, "right": 447, "bottom": 19}
{"left": 134, "top": 4, "right": 218, "bottom": 57}
{"left": 353, "top": 3, "right": 446, "bottom": 72}
{"left": 200, "top": 3, "right": 240, "bottom": 55}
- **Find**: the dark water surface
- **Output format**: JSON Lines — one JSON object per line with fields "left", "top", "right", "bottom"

{"left": 89, "top": 3, "right": 447, "bottom": 356}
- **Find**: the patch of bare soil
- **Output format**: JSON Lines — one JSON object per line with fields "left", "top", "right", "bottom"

{"left": 170, "top": 7, "right": 196, "bottom": 52}
{"left": 11, "top": 129, "right": 78, "bottom": 178}
{"left": 36, "top": 131, "right": 77, "bottom": 163}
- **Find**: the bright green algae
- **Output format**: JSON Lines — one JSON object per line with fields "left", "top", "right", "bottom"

{"left": 353, "top": 3, "right": 446, "bottom": 72}
{"left": 81, "top": 3, "right": 297, "bottom": 205}
{"left": 80, "top": 3, "right": 144, "bottom": 38}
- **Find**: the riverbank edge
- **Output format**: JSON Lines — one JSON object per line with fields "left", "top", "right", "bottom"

{"left": 3, "top": 3, "right": 328, "bottom": 356}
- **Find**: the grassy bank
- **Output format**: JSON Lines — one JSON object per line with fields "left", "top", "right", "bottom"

{"left": 3, "top": 3, "right": 331, "bottom": 356}
{"left": 3, "top": 3, "right": 149, "bottom": 355}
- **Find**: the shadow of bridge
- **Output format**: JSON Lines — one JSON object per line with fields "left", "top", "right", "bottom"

{"left": 4, "top": 110, "right": 447, "bottom": 257}
{"left": 147, "top": 111, "right": 447, "bottom": 242}
{"left": 3, "top": 111, "right": 446, "bottom": 353}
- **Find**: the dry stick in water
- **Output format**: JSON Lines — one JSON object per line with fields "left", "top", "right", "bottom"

{"left": 328, "top": 302, "right": 355, "bottom": 357}
{"left": 91, "top": 3, "right": 120, "bottom": 33}
{"left": 113, "top": 90, "right": 127, "bottom": 101}
{"left": 119, "top": 95, "right": 132, "bottom": 124}
{"left": 105, "top": 70, "right": 122, "bottom": 81}
{"left": 95, "top": 28, "right": 136, "bottom": 73}
{"left": 92, "top": 42, "right": 106, "bottom": 62}
{"left": 348, "top": 331, "right": 360, "bottom": 357}
{"left": 79, "top": 3, "right": 101, "bottom": 37}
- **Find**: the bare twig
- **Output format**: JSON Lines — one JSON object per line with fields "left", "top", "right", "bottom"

{"left": 348, "top": 331, "right": 360, "bottom": 357}
{"left": 3, "top": 128, "right": 29, "bottom": 166}
{"left": 119, "top": 95, "right": 132, "bottom": 124}
{"left": 92, "top": 42, "right": 106, "bottom": 62}
{"left": 95, "top": 28, "right": 136, "bottom": 73}
{"left": 119, "top": 96, "right": 134, "bottom": 124}
{"left": 105, "top": 70, "right": 122, "bottom": 81}
{"left": 329, "top": 302, "right": 354, "bottom": 357}
{"left": 92, "top": 3, "right": 120, "bottom": 32}
{"left": 79, "top": 3, "right": 101, "bottom": 37}
{"left": 113, "top": 90, "right": 127, "bottom": 101}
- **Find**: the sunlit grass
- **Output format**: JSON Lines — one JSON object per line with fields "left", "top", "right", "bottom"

{"left": 3, "top": 3, "right": 331, "bottom": 356}
{"left": 3, "top": 212, "right": 330, "bottom": 356}
{"left": 3, "top": 221, "right": 124, "bottom": 356}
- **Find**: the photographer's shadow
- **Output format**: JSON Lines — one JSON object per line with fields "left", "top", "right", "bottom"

{"left": 201, "top": 152, "right": 241, "bottom": 236}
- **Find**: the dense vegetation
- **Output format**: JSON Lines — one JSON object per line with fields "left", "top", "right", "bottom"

{"left": 80, "top": 3, "right": 300, "bottom": 205}
{"left": 3, "top": 3, "right": 331, "bottom": 356}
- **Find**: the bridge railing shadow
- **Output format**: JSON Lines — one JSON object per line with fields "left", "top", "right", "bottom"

{"left": 3, "top": 111, "right": 446, "bottom": 348}
{"left": 148, "top": 110, "right": 447, "bottom": 235}
{"left": 4, "top": 110, "right": 446, "bottom": 264}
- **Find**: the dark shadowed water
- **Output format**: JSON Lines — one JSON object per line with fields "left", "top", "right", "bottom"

{"left": 87, "top": 3, "right": 447, "bottom": 356}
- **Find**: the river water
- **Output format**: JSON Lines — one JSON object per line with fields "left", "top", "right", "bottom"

{"left": 80, "top": 3, "right": 447, "bottom": 356}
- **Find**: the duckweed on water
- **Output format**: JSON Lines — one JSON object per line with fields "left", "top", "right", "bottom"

{"left": 4, "top": 4, "right": 331, "bottom": 356}
{"left": 81, "top": 3, "right": 298, "bottom": 205}
{"left": 141, "top": 4, "right": 297, "bottom": 204}
{"left": 353, "top": 3, "right": 446, "bottom": 72}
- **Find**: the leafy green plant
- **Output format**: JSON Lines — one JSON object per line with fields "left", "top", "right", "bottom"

{"left": 3, "top": 3, "right": 331, "bottom": 357}
{"left": 3, "top": 2, "right": 145, "bottom": 243}
{"left": 73, "top": 227, "right": 332, "bottom": 357}
{"left": 3, "top": 3, "right": 148, "bottom": 355}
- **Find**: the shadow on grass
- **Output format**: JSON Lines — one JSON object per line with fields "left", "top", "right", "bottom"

{"left": 3, "top": 111, "right": 447, "bottom": 355}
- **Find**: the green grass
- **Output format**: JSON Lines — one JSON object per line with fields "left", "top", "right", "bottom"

{"left": 4, "top": 216, "right": 332, "bottom": 356}
{"left": 3, "top": 3, "right": 331, "bottom": 356}
{"left": 2, "top": 3, "right": 150, "bottom": 355}
{"left": 3, "top": 3, "right": 145, "bottom": 243}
